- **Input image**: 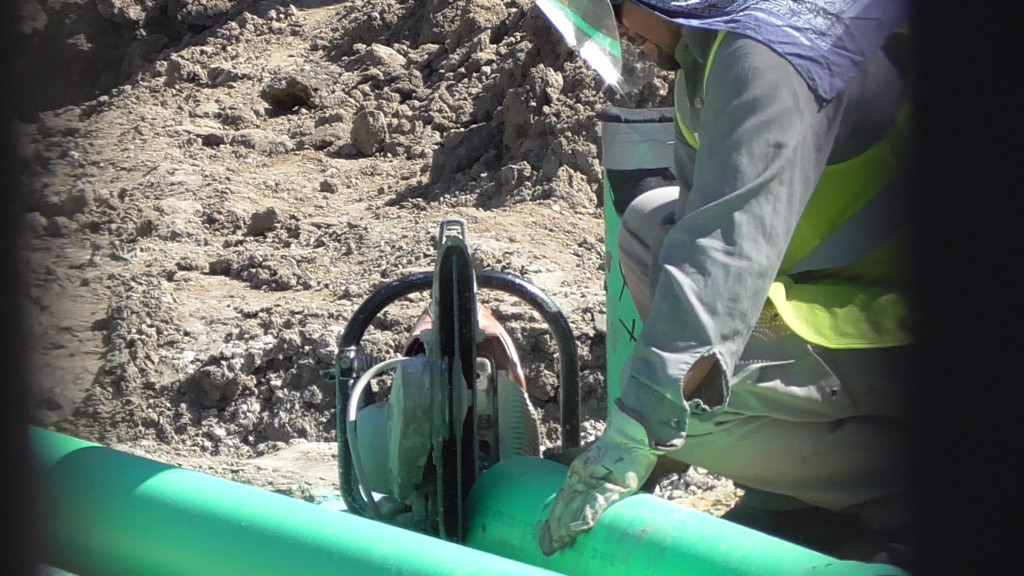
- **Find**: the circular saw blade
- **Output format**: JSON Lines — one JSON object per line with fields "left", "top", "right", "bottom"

{"left": 430, "top": 222, "right": 478, "bottom": 542}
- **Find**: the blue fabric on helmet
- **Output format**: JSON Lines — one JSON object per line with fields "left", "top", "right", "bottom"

{"left": 628, "top": 0, "right": 908, "bottom": 100}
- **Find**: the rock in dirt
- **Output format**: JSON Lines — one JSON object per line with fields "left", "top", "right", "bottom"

{"left": 96, "top": 0, "right": 162, "bottom": 26}
{"left": 428, "top": 122, "right": 499, "bottom": 186}
{"left": 208, "top": 257, "right": 233, "bottom": 276}
{"left": 319, "top": 179, "right": 340, "bottom": 194}
{"left": 165, "top": 55, "right": 209, "bottom": 86}
{"left": 260, "top": 75, "right": 324, "bottom": 111}
{"left": 45, "top": 216, "right": 76, "bottom": 238}
{"left": 191, "top": 364, "right": 251, "bottom": 409}
{"left": 246, "top": 206, "right": 281, "bottom": 236}
{"left": 154, "top": 215, "right": 206, "bottom": 242}
{"left": 296, "top": 124, "right": 348, "bottom": 151}
{"left": 33, "top": 185, "right": 93, "bottom": 219}
{"left": 169, "top": 0, "right": 244, "bottom": 27}
{"left": 231, "top": 129, "right": 294, "bottom": 155}
{"left": 351, "top": 110, "right": 388, "bottom": 156}
{"left": 362, "top": 44, "right": 407, "bottom": 68}
{"left": 24, "top": 212, "right": 48, "bottom": 237}
{"left": 206, "top": 65, "right": 246, "bottom": 87}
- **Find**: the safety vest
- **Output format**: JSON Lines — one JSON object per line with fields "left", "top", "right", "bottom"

{"left": 677, "top": 32, "right": 911, "bottom": 349}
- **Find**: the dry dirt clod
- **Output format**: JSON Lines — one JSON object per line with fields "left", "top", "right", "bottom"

{"left": 260, "top": 74, "right": 324, "bottom": 111}
{"left": 351, "top": 110, "right": 388, "bottom": 156}
{"left": 246, "top": 207, "right": 281, "bottom": 236}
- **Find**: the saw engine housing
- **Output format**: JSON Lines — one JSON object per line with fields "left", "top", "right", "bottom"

{"left": 334, "top": 220, "right": 581, "bottom": 541}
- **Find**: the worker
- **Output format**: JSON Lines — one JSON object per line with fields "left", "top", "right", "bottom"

{"left": 535, "top": 0, "right": 913, "bottom": 565}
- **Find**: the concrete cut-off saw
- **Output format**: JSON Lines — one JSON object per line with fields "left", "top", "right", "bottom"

{"left": 333, "top": 219, "right": 581, "bottom": 542}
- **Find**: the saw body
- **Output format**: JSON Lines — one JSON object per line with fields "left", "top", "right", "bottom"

{"left": 335, "top": 219, "right": 579, "bottom": 540}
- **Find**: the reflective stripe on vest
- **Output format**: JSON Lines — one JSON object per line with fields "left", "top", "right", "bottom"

{"left": 675, "top": 32, "right": 910, "bottom": 349}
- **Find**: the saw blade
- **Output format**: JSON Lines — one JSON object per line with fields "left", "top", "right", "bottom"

{"left": 430, "top": 220, "right": 478, "bottom": 542}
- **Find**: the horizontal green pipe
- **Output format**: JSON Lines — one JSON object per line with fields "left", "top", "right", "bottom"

{"left": 30, "top": 427, "right": 558, "bottom": 576}
{"left": 466, "top": 457, "right": 910, "bottom": 576}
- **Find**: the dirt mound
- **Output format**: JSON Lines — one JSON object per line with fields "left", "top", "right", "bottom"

{"left": 17, "top": 0, "right": 736, "bottom": 511}
{"left": 310, "top": 0, "right": 673, "bottom": 207}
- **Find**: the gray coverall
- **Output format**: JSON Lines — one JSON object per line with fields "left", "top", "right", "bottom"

{"left": 617, "top": 29, "right": 911, "bottom": 528}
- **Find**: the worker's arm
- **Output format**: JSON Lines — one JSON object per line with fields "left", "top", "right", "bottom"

{"left": 619, "top": 31, "right": 838, "bottom": 449}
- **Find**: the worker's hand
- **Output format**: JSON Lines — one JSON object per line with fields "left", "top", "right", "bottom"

{"left": 539, "top": 402, "right": 660, "bottom": 556}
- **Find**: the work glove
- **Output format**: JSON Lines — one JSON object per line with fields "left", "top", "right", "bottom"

{"left": 539, "top": 401, "right": 661, "bottom": 556}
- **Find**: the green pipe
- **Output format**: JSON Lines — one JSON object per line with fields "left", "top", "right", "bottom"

{"left": 603, "top": 176, "right": 643, "bottom": 404}
{"left": 30, "top": 427, "right": 558, "bottom": 576}
{"left": 466, "top": 457, "right": 910, "bottom": 576}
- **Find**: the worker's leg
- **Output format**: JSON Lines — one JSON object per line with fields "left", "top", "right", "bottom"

{"left": 680, "top": 415, "right": 910, "bottom": 522}
{"left": 668, "top": 311, "right": 911, "bottom": 529}
{"left": 618, "top": 186, "right": 679, "bottom": 320}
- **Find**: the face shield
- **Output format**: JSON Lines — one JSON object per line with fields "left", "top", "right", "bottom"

{"left": 534, "top": 0, "right": 659, "bottom": 94}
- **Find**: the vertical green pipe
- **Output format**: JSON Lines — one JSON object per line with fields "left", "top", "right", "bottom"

{"left": 466, "top": 457, "right": 910, "bottom": 576}
{"left": 603, "top": 177, "right": 643, "bottom": 403}
{"left": 600, "top": 107, "right": 678, "bottom": 403}
{"left": 31, "top": 427, "right": 558, "bottom": 576}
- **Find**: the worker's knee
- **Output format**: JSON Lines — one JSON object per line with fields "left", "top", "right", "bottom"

{"left": 621, "top": 185, "right": 679, "bottom": 232}
{"left": 618, "top": 186, "right": 679, "bottom": 319}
